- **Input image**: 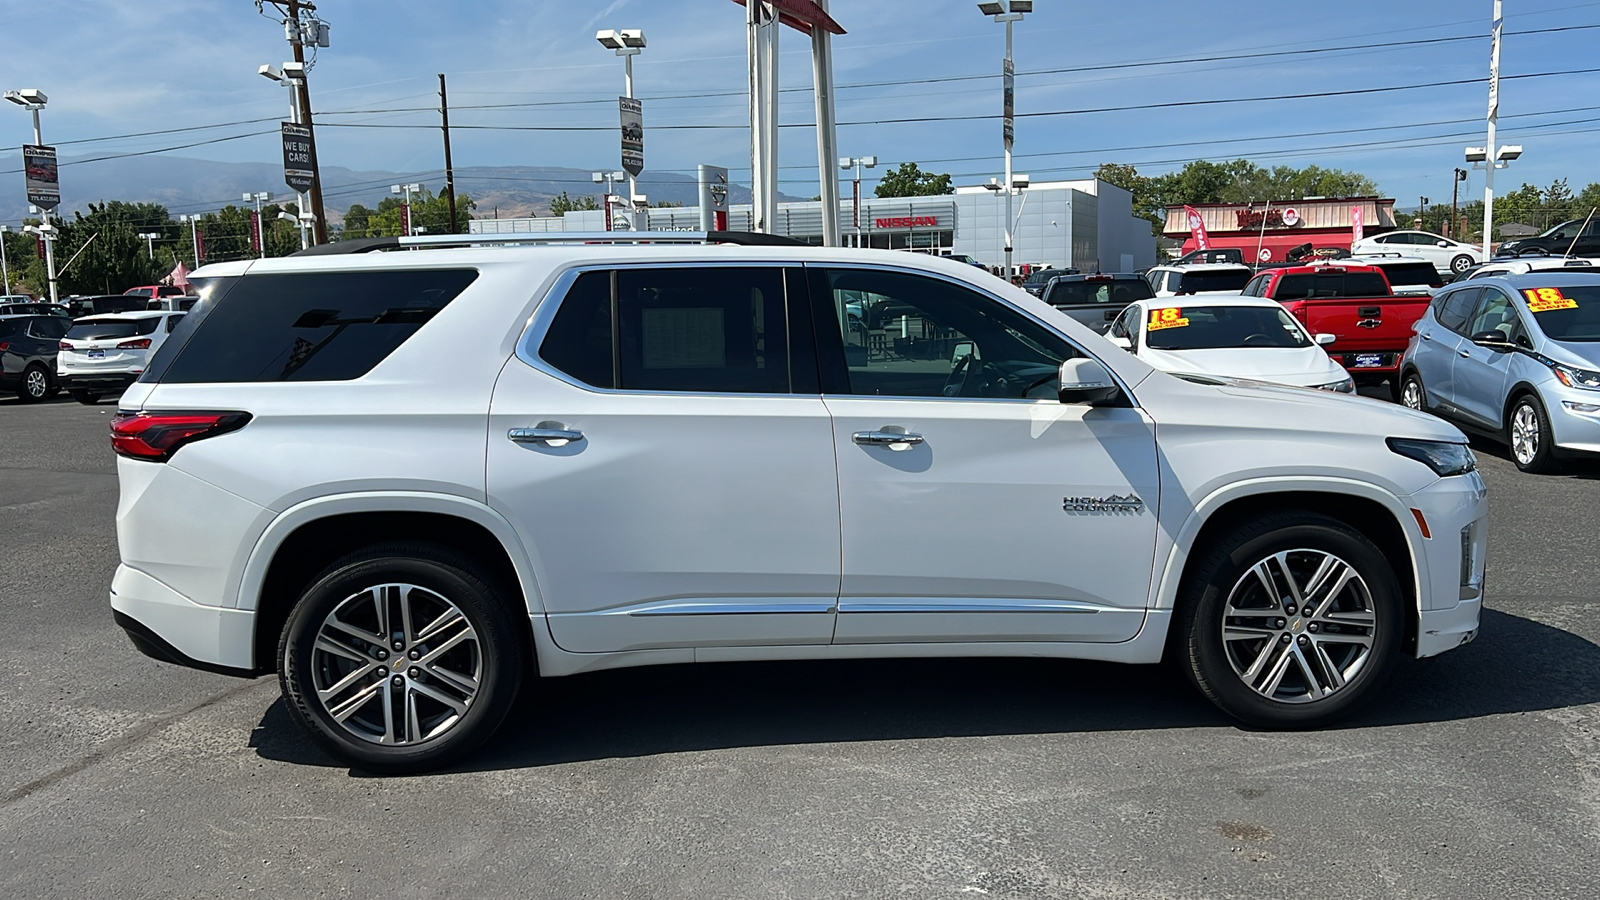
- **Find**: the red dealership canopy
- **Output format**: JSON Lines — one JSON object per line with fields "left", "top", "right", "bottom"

{"left": 731, "top": 0, "right": 845, "bottom": 34}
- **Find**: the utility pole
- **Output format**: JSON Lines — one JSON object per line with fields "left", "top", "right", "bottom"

{"left": 0, "top": 225, "right": 12, "bottom": 295}
{"left": 1451, "top": 168, "right": 1467, "bottom": 239}
{"left": 282, "top": 0, "right": 328, "bottom": 244}
{"left": 439, "top": 74, "right": 458, "bottom": 234}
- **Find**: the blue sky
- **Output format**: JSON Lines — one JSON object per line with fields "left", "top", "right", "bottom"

{"left": 2, "top": 0, "right": 1598, "bottom": 212}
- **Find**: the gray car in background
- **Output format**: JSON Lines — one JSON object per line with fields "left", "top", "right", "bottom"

{"left": 1398, "top": 271, "right": 1600, "bottom": 473}
{"left": 1041, "top": 273, "right": 1155, "bottom": 332}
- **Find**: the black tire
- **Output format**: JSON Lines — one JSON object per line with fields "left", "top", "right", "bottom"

{"left": 1449, "top": 254, "right": 1474, "bottom": 275}
{"left": 70, "top": 390, "right": 101, "bottom": 405}
{"left": 279, "top": 543, "right": 527, "bottom": 774}
{"left": 15, "top": 364, "right": 50, "bottom": 403}
{"left": 1177, "top": 512, "right": 1403, "bottom": 728}
{"left": 1398, "top": 371, "right": 1425, "bottom": 410}
{"left": 1507, "top": 393, "right": 1560, "bottom": 474}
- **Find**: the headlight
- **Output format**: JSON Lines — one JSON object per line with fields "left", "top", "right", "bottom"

{"left": 1387, "top": 437, "right": 1477, "bottom": 477}
{"left": 1551, "top": 363, "right": 1600, "bottom": 390}
{"left": 1316, "top": 377, "right": 1356, "bottom": 393}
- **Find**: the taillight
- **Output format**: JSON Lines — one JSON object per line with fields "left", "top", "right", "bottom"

{"left": 110, "top": 411, "right": 251, "bottom": 462}
{"left": 0, "top": 341, "right": 8, "bottom": 352}
{"left": 59, "top": 341, "right": 75, "bottom": 350}
{"left": 116, "top": 338, "right": 152, "bottom": 350}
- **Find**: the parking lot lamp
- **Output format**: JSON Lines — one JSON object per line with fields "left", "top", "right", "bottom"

{"left": 591, "top": 171, "right": 626, "bottom": 230}
{"left": 137, "top": 232, "right": 160, "bottom": 259}
{"left": 838, "top": 155, "right": 876, "bottom": 248}
{"left": 976, "top": 2, "right": 1029, "bottom": 279}
{"left": 390, "top": 183, "right": 422, "bottom": 236}
{"left": 178, "top": 214, "right": 203, "bottom": 268}
{"left": 6, "top": 90, "right": 59, "bottom": 304}
{"left": 596, "top": 29, "right": 646, "bottom": 221}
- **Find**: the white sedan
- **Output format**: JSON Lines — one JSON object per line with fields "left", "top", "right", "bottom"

{"left": 1105, "top": 295, "right": 1355, "bottom": 392}
{"left": 1350, "top": 230, "right": 1484, "bottom": 276}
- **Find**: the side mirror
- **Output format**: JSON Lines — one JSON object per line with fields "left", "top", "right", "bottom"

{"left": 1107, "top": 334, "right": 1133, "bottom": 350}
{"left": 1315, "top": 333, "right": 1338, "bottom": 346}
{"left": 1470, "top": 330, "right": 1515, "bottom": 352}
{"left": 1059, "top": 357, "right": 1122, "bottom": 406}
{"left": 950, "top": 340, "right": 978, "bottom": 369}
{"left": 1437, "top": 240, "right": 1451, "bottom": 248}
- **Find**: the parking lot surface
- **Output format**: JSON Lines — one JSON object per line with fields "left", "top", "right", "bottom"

{"left": 2, "top": 393, "right": 1597, "bottom": 899}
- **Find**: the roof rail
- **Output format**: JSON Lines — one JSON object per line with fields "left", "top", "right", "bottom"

{"left": 290, "top": 230, "right": 807, "bottom": 257}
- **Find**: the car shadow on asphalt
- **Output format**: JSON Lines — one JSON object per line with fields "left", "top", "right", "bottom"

{"left": 1466, "top": 434, "right": 1600, "bottom": 480}
{"left": 248, "top": 608, "right": 1600, "bottom": 774}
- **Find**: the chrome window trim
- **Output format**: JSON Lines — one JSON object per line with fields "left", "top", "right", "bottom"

{"left": 513, "top": 258, "right": 1138, "bottom": 405}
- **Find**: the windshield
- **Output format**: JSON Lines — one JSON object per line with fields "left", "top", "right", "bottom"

{"left": 1048, "top": 279, "right": 1154, "bottom": 307}
{"left": 1177, "top": 270, "right": 1251, "bottom": 293}
{"left": 66, "top": 318, "right": 160, "bottom": 340}
{"left": 1145, "top": 305, "right": 1312, "bottom": 350}
{"left": 1521, "top": 284, "right": 1600, "bottom": 341}
{"left": 1024, "top": 270, "right": 1057, "bottom": 285}
{"left": 1538, "top": 220, "right": 1582, "bottom": 239}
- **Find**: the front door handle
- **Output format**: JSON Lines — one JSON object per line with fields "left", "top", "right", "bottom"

{"left": 508, "top": 427, "right": 584, "bottom": 445}
{"left": 853, "top": 430, "right": 925, "bottom": 448}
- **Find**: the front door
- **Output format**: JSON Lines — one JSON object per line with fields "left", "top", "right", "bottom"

{"left": 807, "top": 265, "right": 1159, "bottom": 645}
{"left": 488, "top": 265, "right": 841, "bottom": 653}
{"left": 1452, "top": 286, "right": 1523, "bottom": 428}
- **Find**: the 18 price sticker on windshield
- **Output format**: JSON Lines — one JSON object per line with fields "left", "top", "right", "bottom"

{"left": 1522, "top": 287, "right": 1579, "bottom": 313}
{"left": 1148, "top": 308, "right": 1189, "bottom": 330}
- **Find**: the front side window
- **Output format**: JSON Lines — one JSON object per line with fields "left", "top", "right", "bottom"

{"left": 1143, "top": 305, "right": 1311, "bottom": 350}
{"left": 539, "top": 266, "right": 794, "bottom": 394}
{"left": 813, "top": 267, "right": 1077, "bottom": 400}
{"left": 1466, "top": 288, "right": 1521, "bottom": 339}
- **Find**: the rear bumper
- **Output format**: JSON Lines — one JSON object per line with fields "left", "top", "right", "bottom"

{"left": 61, "top": 371, "right": 139, "bottom": 391}
{"left": 110, "top": 564, "right": 260, "bottom": 675}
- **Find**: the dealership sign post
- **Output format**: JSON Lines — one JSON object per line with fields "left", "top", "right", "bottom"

{"left": 698, "top": 165, "right": 730, "bottom": 232}
{"left": 619, "top": 97, "right": 644, "bottom": 177}
{"left": 281, "top": 123, "right": 315, "bottom": 193}
{"left": 21, "top": 145, "right": 60, "bottom": 210}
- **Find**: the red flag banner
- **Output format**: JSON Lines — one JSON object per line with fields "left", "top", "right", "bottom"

{"left": 249, "top": 211, "right": 262, "bottom": 253}
{"left": 1352, "top": 206, "right": 1365, "bottom": 244}
{"left": 1183, "top": 205, "right": 1210, "bottom": 251}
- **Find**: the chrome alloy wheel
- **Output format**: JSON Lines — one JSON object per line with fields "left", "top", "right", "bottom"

{"left": 24, "top": 367, "right": 48, "bottom": 399}
{"left": 1400, "top": 379, "right": 1423, "bottom": 411}
{"left": 1220, "top": 550, "right": 1377, "bottom": 703}
{"left": 311, "top": 583, "right": 482, "bottom": 745}
{"left": 1511, "top": 403, "right": 1540, "bottom": 466}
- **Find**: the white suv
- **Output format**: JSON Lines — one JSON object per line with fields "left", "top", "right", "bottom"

{"left": 1144, "top": 263, "right": 1254, "bottom": 297}
{"left": 58, "top": 310, "right": 185, "bottom": 404}
{"left": 110, "top": 232, "right": 1487, "bottom": 773}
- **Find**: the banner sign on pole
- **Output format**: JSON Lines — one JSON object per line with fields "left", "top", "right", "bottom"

{"left": 619, "top": 98, "right": 645, "bottom": 176}
{"left": 400, "top": 203, "right": 411, "bottom": 236}
{"left": 1183, "top": 205, "right": 1210, "bottom": 251}
{"left": 1002, "top": 59, "right": 1015, "bottom": 152}
{"left": 280, "top": 123, "right": 315, "bottom": 192}
{"left": 1352, "top": 206, "right": 1365, "bottom": 244}
{"left": 249, "top": 211, "right": 262, "bottom": 253}
{"left": 697, "top": 165, "right": 729, "bottom": 232}
{"left": 196, "top": 228, "right": 206, "bottom": 263}
{"left": 22, "top": 145, "right": 60, "bottom": 210}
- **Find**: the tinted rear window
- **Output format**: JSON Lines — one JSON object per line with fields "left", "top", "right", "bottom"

{"left": 1047, "top": 279, "right": 1154, "bottom": 307}
{"left": 1274, "top": 271, "right": 1391, "bottom": 298}
{"left": 150, "top": 270, "right": 477, "bottom": 383}
{"left": 67, "top": 318, "right": 160, "bottom": 340}
{"left": 1379, "top": 263, "right": 1444, "bottom": 288}
{"left": 1177, "top": 270, "right": 1251, "bottom": 293}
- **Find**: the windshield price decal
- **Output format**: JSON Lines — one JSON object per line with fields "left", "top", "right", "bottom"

{"left": 1148, "top": 308, "right": 1190, "bottom": 330}
{"left": 1523, "top": 287, "right": 1578, "bottom": 312}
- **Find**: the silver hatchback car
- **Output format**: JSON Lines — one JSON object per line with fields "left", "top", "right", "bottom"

{"left": 1398, "top": 272, "right": 1600, "bottom": 472}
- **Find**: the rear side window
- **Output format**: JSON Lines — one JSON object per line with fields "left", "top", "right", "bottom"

{"left": 1437, "top": 288, "right": 1482, "bottom": 334}
{"left": 1046, "top": 279, "right": 1153, "bottom": 307}
{"left": 151, "top": 269, "right": 478, "bottom": 383}
{"left": 28, "top": 317, "right": 69, "bottom": 339}
{"left": 0, "top": 320, "right": 16, "bottom": 339}
{"left": 67, "top": 318, "right": 160, "bottom": 340}
{"left": 1177, "top": 270, "right": 1251, "bottom": 293}
{"left": 538, "top": 267, "right": 794, "bottom": 394}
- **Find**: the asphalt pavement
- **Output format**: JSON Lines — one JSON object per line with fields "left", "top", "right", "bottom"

{"left": 1, "top": 392, "right": 1596, "bottom": 899}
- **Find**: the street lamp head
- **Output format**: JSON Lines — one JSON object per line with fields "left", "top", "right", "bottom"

{"left": 839, "top": 157, "right": 852, "bottom": 170}
{"left": 390, "top": 184, "right": 402, "bottom": 194}
{"left": 610, "top": 171, "right": 626, "bottom": 181}
{"left": 1008, "top": 1, "right": 1033, "bottom": 12}
{"left": 277, "top": 212, "right": 298, "bottom": 223}
{"left": 1464, "top": 146, "right": 1488, "bottom": 163}
{"left": 3, "top": 89, "right": 47, "bottom": 107}
{"left": 281, "top": 61, "right": 306, "bottom": 80}
{"left": 862, "top": 156, "right": 878, "bottom": 168}
{"left": 407, "top": 183, "right": 422, "bottom": 192}
{"left": 619, "top": 29, "right": 647, "bottom": 49}
{"left": 977, "top": 2, "right": 1006, "bottom": 15}
{"left": 258, "top": 64, "right": 285, "bottom": 83}
{"left": 1497, "top": 145, "right": 1523, "bottom": 162}
{"left": 983, "top": 178, "right": 1003, "bottom": 192}
{"left": 1011, "top": 173, "right": 1030, "bottom": 190}
{"left": 593, "top": 172, "right": 606, "bottom": 183}
{"left": 595, "top": 29, "right": 625, "bottom": 50}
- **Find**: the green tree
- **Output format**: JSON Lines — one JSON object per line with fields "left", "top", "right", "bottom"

{"left": 874, "top": 162, "right": 953, "bottom": 198}
{"left": 548, "top": 191, "right": 601, "bottom": 215}
{"left": 341, "top": 189, "right": 474, "bottom": 238}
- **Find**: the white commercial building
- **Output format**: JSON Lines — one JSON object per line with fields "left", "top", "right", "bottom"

{"left": 471, "top": 178, "right": 1156, "bottom": 274}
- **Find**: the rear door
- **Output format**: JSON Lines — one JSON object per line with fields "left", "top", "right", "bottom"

{"left": 1411, "top": 288, "right": 1476, "bottom": 409}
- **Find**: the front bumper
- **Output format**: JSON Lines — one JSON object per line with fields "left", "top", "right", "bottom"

{"left": 1546, "top": 386, "right": 1600, "bottom": 456}
{"left": 1403, "top": 470, "right": 1488, "bottom": 657}
{"left": 1416, "top": 595, "right": 1482, "bottom": 657}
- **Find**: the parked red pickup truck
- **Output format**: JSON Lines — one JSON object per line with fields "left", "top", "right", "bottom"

{"left": 1241, "top": 262, "right": 1431, "bottom": 388}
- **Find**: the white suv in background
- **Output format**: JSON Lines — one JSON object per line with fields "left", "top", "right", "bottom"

{"left": 110, "top": 232, "right": 1487, "bottom": 773}
{"left": 1144, "top": 263, "right": 1254, "bottom": 297}
{"left": 58, "top": 310, "right": 185, "bottom": 404}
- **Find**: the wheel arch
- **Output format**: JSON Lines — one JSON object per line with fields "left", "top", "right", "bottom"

{"left": 239, "top": 493, "right": 546, "bottom": 672}
{"left": 1155, "top": 480, "right": 1424, "bottom": 654}
{"left": 1502, "top": 381, "right": 1544, "bottom": 430}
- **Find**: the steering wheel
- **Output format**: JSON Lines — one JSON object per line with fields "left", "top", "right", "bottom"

{"left": 941, "top": 353, "right": 976, "bottom": 397}
{"left": 1241, "top": 333, "right": 1277, "bottom": 347}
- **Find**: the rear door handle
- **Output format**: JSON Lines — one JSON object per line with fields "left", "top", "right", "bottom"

{"left": 853, "top": 430, "right": 924, "bottom": 448}
{"left": 508, "top": 427, "right": 584, "bottom": 445}
{"left": 1457, "top": 349, "right": 1472, "bottom": 358}
{"left": 1420, "top": 331, "right": 1433, "bottom": 341}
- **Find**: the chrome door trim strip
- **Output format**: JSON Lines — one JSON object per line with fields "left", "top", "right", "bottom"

{"left": 838, "top": 598, "right": 1109, "bottom": 615}
{"left": 613, "top": 599, "right": 839, "bottom": 617}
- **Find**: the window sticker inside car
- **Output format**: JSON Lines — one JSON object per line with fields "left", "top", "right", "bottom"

{"left": 1522, "top": 287, "right": 1579, "bottom": 313}
{"left": 1147, "top": 308, "right": 1190, "bottom": 330}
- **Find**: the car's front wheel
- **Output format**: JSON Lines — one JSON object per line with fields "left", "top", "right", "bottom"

{"left": 1508, "top": 393, "right": 1559, "bottom": 474}
{"left": 1178, "top": 512, "right": 1402, "bottom": 728}
{"left": 279, "top": 543, "right": 526, "bottom": 774}
{"left": 70, "top": 390, "right": 100, "bottom": 405}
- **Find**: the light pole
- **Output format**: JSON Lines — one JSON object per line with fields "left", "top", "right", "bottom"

{"left": 0, "top": 224, "right": 11, "bottom": 295}
{"left": 596, "top": 28, "right": 646, "bottom": 224}
{"left": 1482, "top": 0, "right": 1503, "bottom": 256}
{"left": 278, "top": 210, "right": 309, "bottom": 251}
{"left": 1450, "top": 168, "right": 1468, "bottom": 239}
{"left": 6, "top": 89, "right": 59, "bottom": 304}
{"left": 1465, "top": 144, "right": 1522, "bottom": 254}
{"left": 260, "top": 62, "right": 318, "bottom": 245}
{"left": 390, "top": 183, "right": 422, "bottom": 236}
{"left": 179, "top": 214, "right": 202, "bottom": 268}
{"left": 591, "top": 171, "right": 625, "bottom": 231}
{"left": 1418, "top": 197, "right": 1430, "bottom": 230}
{"left": 838, "top": 155, "right": 877, "bottom": 248}
{"left": 977, "top": 1, "right": 1029, "bottom": 279}
{"left": 244, "top": 192, "right": 271, "bottom": 258}
{"left": 137, "top": 232, "right": 160, "bottom": 259}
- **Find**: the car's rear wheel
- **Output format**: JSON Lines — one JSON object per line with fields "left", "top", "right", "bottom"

{"left": 279, "top": 543, "right": 526, "bottom": 774}
{"left": 16, "top": 364, "right": 50, "bottom": 402}
{"left": 1508, "top": 394, "right": 1559, "bottom": 474}
{"left": 1178, "top": 512, "right": 1402, "bottom": 728}
{"left": 1399, "top": 372, "right": 1425, "bottom": 410}
{"left": 1450, "top": 254, "right": 1474, "bottom": 275}
{"left": 70, "top": 390, "right": 101, "bottom": 405}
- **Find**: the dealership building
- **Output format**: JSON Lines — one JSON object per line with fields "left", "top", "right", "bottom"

{"left": 1162, "top": 197, "right": 1399, "bottom": 263}
{"left": 470, "top": 178, "right": 1156, "bottom": 274}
